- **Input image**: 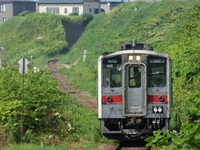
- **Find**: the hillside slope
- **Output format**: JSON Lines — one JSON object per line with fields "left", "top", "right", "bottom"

{"left": 63, "top": 0, "right": 200, "bottom": 129}
{"left": 0, "top": 12, "right": 90, "bottom": 68}
{"left": 0, "top": 0, "right": 199, "bottom": 137}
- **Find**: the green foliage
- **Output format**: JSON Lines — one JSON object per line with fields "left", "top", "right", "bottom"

{"left": 0, "top": 12, "right": 102, "bottom": 148}
{"left": 0, "top": 12, "right": 91, "bottom": 69}
{"left": 61, "top": 63, "right": 97, "bottom": 96}
{"left": 18, "top": 11, "right": 31, "bottom": 16}
{"left": 63, "top": 0, "right": 200, "bottom": 148}
{"left": 145, "top": 121, "right": 200, "bottom": 149}
{"left": 6, "top": 143, "right": 70, "bottom": 150}
{"left": 0, "top": 0, "right": 200, "bottom": 148}
{"left": 69, "top": 12, "right": 79, "bottom": 16}
{"left": 0, "top": 68, "right": 102, "bottom": 146}
{"left": 145, "top": 130, "right": 172, "bottom": 148}
{"left": 0, "top": 68, "right": 68, "bottom": 143}
{"left": 64, "top": 0, "right": 200, "bottom": 98}
{"left": 81, "top": 14, "right": 94, "bottom": 26}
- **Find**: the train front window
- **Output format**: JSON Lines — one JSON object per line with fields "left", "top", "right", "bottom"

{"left": 148, "top": 57, "right": 166, "bottom": 87}
{"left": 129, "top": 66, "right": 141, "bottom": 88}
{"left": 102, "top": 56, "right": 122, "bottom": 88}
{"left": 110, "top": 69, "right": 121, "bottom": 87}
{"left": 103, "top": 68, "right": 122, "bottom": 88}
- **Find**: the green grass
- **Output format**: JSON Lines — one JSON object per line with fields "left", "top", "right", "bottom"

{"left": 5, "top": 140, "right": 107, "bottom": 150}
{"left": 0, "top": 0, "right": 200, "bottom": 149}
{"left": 63, "top": 0, "right": 200, "bottom": 102}
{"left": 0, "top": 68, "right": 104, "bottom": 149}
{"left": 5, "top": 144, "right": 70, "bottom": 150}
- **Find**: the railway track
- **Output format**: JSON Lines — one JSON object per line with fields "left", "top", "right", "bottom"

{"left": 47, "top": 60, "right": 76, "bottom": 93}
{"left": 115, "top": 140, "right": 150, "bottom": 150}
{"left": 47, "top": 59, "right": 97, "bottom": 113}
{"left": 47, "top": 59, "right": 149, "bottom": 150}
{"left": 99, "top": 140, "right": 149, "bottom": 150}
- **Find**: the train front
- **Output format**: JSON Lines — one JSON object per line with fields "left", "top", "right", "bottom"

{"left": 98, "top": 41, "right": 171, "bottom": 140}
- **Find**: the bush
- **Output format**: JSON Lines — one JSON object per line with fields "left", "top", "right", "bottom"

{"left": 145, "top": 121, "right": 200, "bottom": 149}
{"left": 69, "top": 12, "right": 79, "bottom": 16}
{"left": 18, "top": 11, "right": 31, "bottom": 16}
{"left": 0, "top": 68, "right": 71, "bottom": 143}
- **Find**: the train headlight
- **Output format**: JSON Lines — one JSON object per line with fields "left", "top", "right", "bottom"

{"left": 136, "top": 55, "right": 141, "bottom": 61}
{"left": 128, "top": 55, "right": 134, "bottom": 61}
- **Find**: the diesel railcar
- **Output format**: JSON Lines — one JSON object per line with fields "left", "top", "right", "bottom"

{"left": 98, "top": 40, "right": 172, "bottom": 140}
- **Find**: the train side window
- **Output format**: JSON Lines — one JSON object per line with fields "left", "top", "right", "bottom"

{"left": 148, "top": 57, "right": 167, "bottom": 88}
{"left": 148, "top": 66, "right": 166, "bottom": 87}
{"left": 129, "top": 66, "right": 141, "bottom": 88}
{"left": 103, "top": 68, "right": 110, "bottom": 87}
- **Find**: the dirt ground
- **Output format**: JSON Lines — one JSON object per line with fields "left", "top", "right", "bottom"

{"left": 0, "top": 128, "right": 6, "bottom": 149}
{"left": 47, "top": 60, "right": 97, "bottom": 113}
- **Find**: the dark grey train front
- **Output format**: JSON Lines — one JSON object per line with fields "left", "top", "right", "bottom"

{"left": 97, "top": 41, "right": 172, "bottom": 140}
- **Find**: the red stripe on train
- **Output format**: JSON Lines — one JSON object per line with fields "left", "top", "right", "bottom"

{"left": 102, "top": 95, "right": 123, "bottom": 104}
{"left": 147, "top": 95, "right": 168, "bottom": 103}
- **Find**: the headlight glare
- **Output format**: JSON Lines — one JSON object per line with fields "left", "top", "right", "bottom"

{"left": 152, "top": 106, "right": 163, "bottom": 113}
{"left": 153, "top": 107, "right": 158, "bottom": 113}
{"left": 158, "top": 106, "right": 162, "bottom": 113}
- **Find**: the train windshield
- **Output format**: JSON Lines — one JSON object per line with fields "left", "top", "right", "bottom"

{"left": 148, "top": 57, "right": 166, "bottom": 87}
{"left": 102, "top": 56, "right": 122, "bottom": 88}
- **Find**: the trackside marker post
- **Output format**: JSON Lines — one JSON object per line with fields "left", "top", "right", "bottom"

{"left": 18, "top": 57, "right": 29, "bottom": 142}
{"left": 18, "top": 57, "right": 29, "bottom": 74}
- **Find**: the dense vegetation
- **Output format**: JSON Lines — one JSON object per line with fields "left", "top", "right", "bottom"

{"left": 0, "top": 67, "right": 102, "bottom": 149}
{"left": 0, "top": 0, "right": 199, "bottom": 149}
{"left": 0, "top": 13, "right": 103, "bottom": 149}
{"left": 64, "top": 1, "right": 200, "bottom": 149}
{"left": 0, "top": 12, "right": 92, "bottom": 69}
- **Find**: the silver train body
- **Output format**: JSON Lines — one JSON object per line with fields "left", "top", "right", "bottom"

{"left": 98, "top": 41, "right": 172, "bottom": 140}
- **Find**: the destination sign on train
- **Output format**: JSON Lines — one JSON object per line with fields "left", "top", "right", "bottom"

{"left": 103, "top": 56, "right": 121, "bottom": 64}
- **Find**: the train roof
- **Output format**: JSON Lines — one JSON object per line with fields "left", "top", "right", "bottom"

{"left": 99, "top": 40, "right": 170, "bottom": 60}
{"left": 101, "top": 50, "right": 170, "bottom": 58}
{"left": 121, "top": 40, "right": 153, "bottom": 51}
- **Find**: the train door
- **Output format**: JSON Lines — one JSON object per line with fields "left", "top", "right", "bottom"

{"left": 123, "top": 63, "right": 147, "bottom": 117}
